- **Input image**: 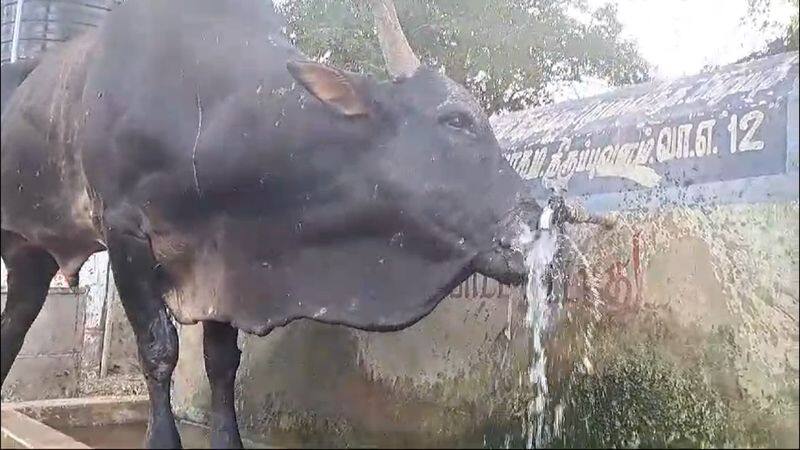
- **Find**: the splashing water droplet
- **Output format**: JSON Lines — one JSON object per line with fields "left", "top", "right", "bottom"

{"left": 390, "top": 232, "right": 404, "bottom": 247}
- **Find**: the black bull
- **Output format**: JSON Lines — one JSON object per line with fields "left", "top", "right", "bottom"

{"left": 1, "top": 0, "right": 550, "bottom": 447}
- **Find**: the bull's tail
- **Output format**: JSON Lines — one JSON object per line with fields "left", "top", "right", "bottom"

{"left": 2, "top": 57, "right": 40, "bottom": 116}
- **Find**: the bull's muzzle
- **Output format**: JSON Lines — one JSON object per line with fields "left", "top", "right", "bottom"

{"left": 473, "top": 194, "right": 616, "bottom": 287}
{"left": 471, "top": 196, "right": 543, "bottom": 286}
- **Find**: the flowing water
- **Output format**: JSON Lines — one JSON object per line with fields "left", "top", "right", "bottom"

{"left": 510, "top": 206, "right": 609, "bottom": 449}
{"left": 522, "top": 230, "right": 558, "bottom": 449}
{"left": 512, "top": 218, "right": 559, "bottom": 449}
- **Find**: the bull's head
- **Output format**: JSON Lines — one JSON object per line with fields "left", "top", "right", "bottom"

{"left": 284, "top": 0, "right": 540, "bottom": 291}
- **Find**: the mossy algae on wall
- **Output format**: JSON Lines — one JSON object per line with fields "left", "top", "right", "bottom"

{"left": 543, "top": 202, "right": 799, "bottom": 448}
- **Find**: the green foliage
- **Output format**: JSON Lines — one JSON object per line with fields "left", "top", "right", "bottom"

{"left": 280, "top": 0, "right": 649, "bottom": 114}
{"left": 789, "top": 0, "right": 799, "bottom": 50}
{"left": 558, "top": 346, "right": 731, "bottom": 449}
{"left": 741, "top": 0, "right": 799, "bottom": 59}
{"left": 549, "top": 322, "right": 790, "bottom": 449}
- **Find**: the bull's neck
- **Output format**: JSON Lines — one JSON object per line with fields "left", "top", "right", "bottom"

{"left": 186, "top": 87, "right": 375, "bottom": 222}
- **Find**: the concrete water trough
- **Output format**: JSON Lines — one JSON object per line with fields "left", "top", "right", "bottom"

{"left": 0, "top": 396, "right": 218, "bottom": 449}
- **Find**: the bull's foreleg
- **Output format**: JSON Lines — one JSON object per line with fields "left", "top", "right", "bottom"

{"left": 1, "top": 231, "right": 59, "bottom": 385}
{"left": 203, "top": 320, "right": 243, "bottom": 449}
{"left": 106, "top": 226, "right": 181, "bottom": 449}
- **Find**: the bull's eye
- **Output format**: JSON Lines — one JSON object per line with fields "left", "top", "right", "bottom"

{"left": 439, "top": 111, "right": 475, "bottom": 136}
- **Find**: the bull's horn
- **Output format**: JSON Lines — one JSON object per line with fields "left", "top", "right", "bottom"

{"left": 369, "top": 0, "right": 421, "bottom": 78}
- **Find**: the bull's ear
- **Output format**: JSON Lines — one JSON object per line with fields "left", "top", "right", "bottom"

{"left": 287, "top": 60, "right": 369, "bottom": 117}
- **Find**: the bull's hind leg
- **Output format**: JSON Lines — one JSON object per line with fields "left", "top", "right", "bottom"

{"left": 203, "top": 321, "right": 244, "bottom": 449}
{"left": 105, "top": 223, "right": 181, "bottom": 449}
{"left": 1, "top": 230, "right": 59, "bottom": 385}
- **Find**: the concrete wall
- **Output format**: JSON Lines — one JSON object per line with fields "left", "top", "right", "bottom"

{"left": 174, "top": 277, "right": 530, "bottom": 447}
{"left": 0, "top": 287, "right": 88, "bottom": 401}
{"left": 1, "top": 253, "right": 141, "bottom": 401}
{"left": 549, "top": 202, "right": 799, "bottom": 448}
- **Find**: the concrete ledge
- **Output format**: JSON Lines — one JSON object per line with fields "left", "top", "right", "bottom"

{"left": 0, "top": 287, "right": 87, "bottom": 295}
{"left": 0, "top": 409, "right": 90, "bottom": 449}
{"left": 1, "top": 395, "right": 149, "bottom": 428}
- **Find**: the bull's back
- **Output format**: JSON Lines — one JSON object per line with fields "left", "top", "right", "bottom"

{"left": 78, "top": 0, "right": 302, "bottom": 212}
{"left": 3, "top": 0, "right": 301, "bottom": 281}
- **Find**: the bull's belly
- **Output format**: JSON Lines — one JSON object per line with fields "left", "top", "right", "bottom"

{"left": 1, "top": 168, "right": 105, "bottom": 278}
{"left": 148, "top": 219, "right": 471, "bottom": 336}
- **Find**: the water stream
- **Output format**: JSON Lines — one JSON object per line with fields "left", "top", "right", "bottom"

{"left": 512, "top": 218, "right": 559, "bottom": 449}
{"left": 522, "top": 229, "right": 558, "bottom": 448}
{"left": 510, "top": 203, "right": 613, "bottom": 449}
